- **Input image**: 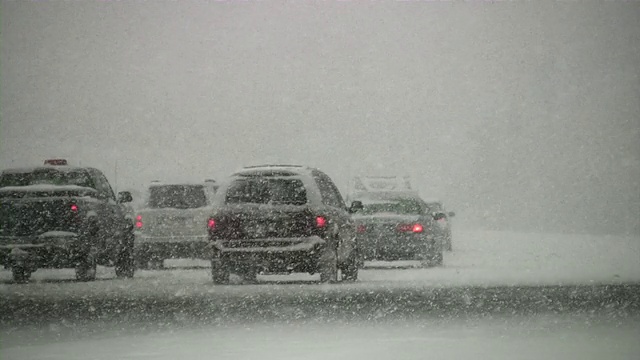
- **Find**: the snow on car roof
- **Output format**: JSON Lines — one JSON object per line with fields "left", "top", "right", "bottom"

{"left": 422, "top": 198, "right": 443, "bottom": 204}
{"left": 148, "top": 181, "right": 206, "bottom": 187}
{"left": 2, "top": 166, "right": 88, "bottom": 174}
{"left": 233, "top": 165, "right": 313, "bottom": 177}
{"left": 351, "top": 190, "right": 421, "bottom": 200}
{"left": 0, "top": 184, "right": 97, "bottom": 192}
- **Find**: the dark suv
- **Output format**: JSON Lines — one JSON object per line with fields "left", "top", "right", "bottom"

{"left": 206, "top": 165, "right": 363, "bottom": 284}
{"left": 0, "top": 160, "right": 136, "bottom": 282}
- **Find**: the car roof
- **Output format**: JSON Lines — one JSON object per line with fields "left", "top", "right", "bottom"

{"left": 2, "top": 165, "right": 93, "bottom": 174}
{"left": 148, "top": 182, "right": 206, "bottom": 187}
{"left": 232, "top": 164, "right": 317, "bottom": 177}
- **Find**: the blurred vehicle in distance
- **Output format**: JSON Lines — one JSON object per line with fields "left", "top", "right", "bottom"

{"left": 134, "top": 181, "right": 214, "bottom": 269}
{"left": 0, "top": 159, "right": 135, "bottom": 282}
{"left": 351, "top": 191, "right": 446, "bottom": 267}
{"left": 423, "top": 199, "right": 456, "bottom": 251}
{"left": 207, "top": 165, "right": 363, "bottom": 284}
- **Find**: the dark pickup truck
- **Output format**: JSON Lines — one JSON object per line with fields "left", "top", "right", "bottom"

{"left": 0, "top": 161, "right": 136, "bottom": 282}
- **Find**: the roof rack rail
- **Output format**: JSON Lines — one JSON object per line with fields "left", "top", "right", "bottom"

{"left": 242, "top": 164, "right": 304, "bottom": 169}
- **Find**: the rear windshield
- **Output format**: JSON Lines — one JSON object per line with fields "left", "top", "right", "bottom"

{"left": 360, "top": 199, "right": 425, "bottom": 215}
{"left": 147, "top": 185, "right": 208, "bottom": 209}
{"left": 225, "top": 178, "right": 307, "bottom": 205}
{"left": 0, "top": 169, "right": 94, "bottom": 188}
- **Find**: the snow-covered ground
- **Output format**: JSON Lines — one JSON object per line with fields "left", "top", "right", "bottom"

{"left": 2, "top": 230, "right": 639, "bottom": 360}
{"left": 1, "top": 229, "right": 638, "bottom": 290}
{"left": 2, "top": 315, "right": 639, "bottom": 360}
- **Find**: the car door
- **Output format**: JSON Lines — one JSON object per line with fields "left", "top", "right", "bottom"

{"left": 312, "top": 171, "right": 355, "bottom": 263}
{"left": 90, "top": 169, "right": 126, "bottom": 238}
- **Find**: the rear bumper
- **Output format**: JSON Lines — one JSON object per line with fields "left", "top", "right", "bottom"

{"left": 211, "top": 236, "right": 325, "bottom": 254}
{"left": 357, "top": 233, "right": 438, "bottom": 261}
{"left": 209, "top": 236, "right": 327, "bottom": 272}
{"left": 0, "top": 234, "right": 83, "bottom": 268}
{"left": 134, "top": 235, "right": 208, "bottom": 259}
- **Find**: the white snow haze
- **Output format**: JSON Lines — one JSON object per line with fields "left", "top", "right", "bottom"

{"left": 1, "top": 1, "right": 639, "bottom": 235}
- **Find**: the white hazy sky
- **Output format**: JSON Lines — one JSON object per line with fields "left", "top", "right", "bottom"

{"left": 1, "top": 1, "right": 639, "bottom": 235}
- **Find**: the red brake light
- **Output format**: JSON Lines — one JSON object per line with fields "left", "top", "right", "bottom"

{"left": 70, "top": 204, "right": 78, "bottom": 212}
{"left": 315, "top": 216, "right": 326, "bottom": 228}
{"left": 135, "top": 215, "right": 143, "bottom": 229}
{"left": 207, "top": 218, "right": 216, "bottom": 230}
{"left": 397, "top": 223, "right": 423, "bottom": 233}
{"left": 356, "top": 224, "right": 366, "bottom": 233}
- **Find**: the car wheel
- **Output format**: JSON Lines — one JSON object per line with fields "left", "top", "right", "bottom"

{"left": 319, "top": 245, "right": 338, "bottom": 283}
{"left": 241, "top": 270, "right": 258, "bottom": 284}
{"left": 149, "top": 257, "right": 164, "bottom": 270}
{"left": 421, "top": 251, "right": 443, "bottom": 268}
{"left": 76, "top": 251, "right": 97, "bottom": 282}
{"left": 211, "top": 259, "right": 230, "bottom": 284}
{"left": 12, "top": 266, "right": 31, "bottom": 283}
{"left": 135, "top": 256, "right": 150, "bottom": 270}
{"left": 115, "top": 244, "right": 135, "bottom": 278}
{"left": 340, "top": 248, "right": 359, "bottom": 282}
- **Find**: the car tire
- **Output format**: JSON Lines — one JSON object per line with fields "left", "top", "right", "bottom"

{"left": 319, "top": 245, "right": 338, "bottom": 283}
{"left": 12, "top": 266, "right": 31, "bottom": 283}
{"left": 241, "top": 270, "right": 258, "bottom": 284}
{"left": 76, "top": 251, "right": 97, "bottom": 282}
{"left": 421, "top": 251, "right": 443, "bottom": 268}
{"left": 149, "top": 257, "right": 164, "bottom": 270}
{"left": 445, "top": 231, "right": 453, "bottom": 251}
{"left": 115, "top": 243, "right": 135, "bottom": 278}
{"left": 211, "top": 259, "right": 230, "bottom": 284}
{"left": 340, "top": 248, "right": 359, "bottom": 282}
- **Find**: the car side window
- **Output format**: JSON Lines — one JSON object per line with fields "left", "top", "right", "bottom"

{"left": 312, "top": 171, "right": 346, "bottom": 209}
{"left": 92, "top": 170, "right": 116, "bottom": 201}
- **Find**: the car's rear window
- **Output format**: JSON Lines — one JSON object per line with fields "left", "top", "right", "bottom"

{"left": 147, "top": 185, "right": 208, "bottom": 209}
{"left": 225, "top": 178, "right": 307, "bottom": 205}
{"left": 0, "top": 169, "right": 94, "bottom": 188}
{"left": 360, "top": 199, "right": 424, "bottom": 215}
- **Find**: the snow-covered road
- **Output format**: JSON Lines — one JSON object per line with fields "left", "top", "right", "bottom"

{"left": 3, "top": 315, "right": 639, "bottom": 360}
{"left": 2, "top": 229, "right": 638, "bottom": 290}
{"left": 1, "top": 230, "right": 639, "bottom": 359}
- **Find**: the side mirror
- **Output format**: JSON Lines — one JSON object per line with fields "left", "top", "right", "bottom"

{"left": 117, "top": 191, "right": 133, "bottom": 204}
{"left": 349, "top": 200, "right": 364, "bottom": 214}
{"left": 433, "top": 212, "right": 447, "bottom": 221}
{"left": 448, "top": 211, "right": 455, "bottom": 217}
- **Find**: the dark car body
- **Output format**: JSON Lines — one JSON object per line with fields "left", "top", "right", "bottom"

{"left": 206, "top": 165, "right": 361, "bottom": 283}
{"left": 0, "top": 162, "right": 135, "bottom": 282}
{"left": 351, "top": 192, "right": 446, "bottom": 266}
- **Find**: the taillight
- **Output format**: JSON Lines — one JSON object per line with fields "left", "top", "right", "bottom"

{"left": 315, "top": 216, "right": 327, "bottom": 228}
{"left": 207, "top": 218, "right": 216, "bottom": 230}
{"left": 70, "top": 204, "right": 79, "bottom": 213}
{"left": 135, "top": 215, "right": 143, "bottom": 229}
{"left": 397, "top": 223, "right": 423, "bottom": 233}
{"left": 356, "top": 224, "right": 366, "bottom": 233}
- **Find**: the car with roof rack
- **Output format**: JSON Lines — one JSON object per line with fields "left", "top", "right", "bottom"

{"left": 206, "top": 165, "right": 363, "bottom": 284}
{"left": 0, "top": 159, "right": 136, "bottom": 282}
